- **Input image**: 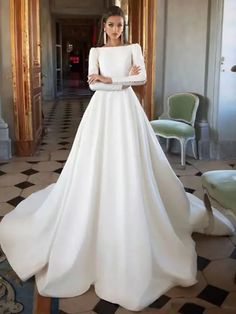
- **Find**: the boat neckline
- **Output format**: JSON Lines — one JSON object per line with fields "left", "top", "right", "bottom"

{"left": 97, "top": 44, "right": 134, "bottom": 49}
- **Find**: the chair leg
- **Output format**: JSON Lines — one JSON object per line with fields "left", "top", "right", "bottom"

{"left": 203, "top": 189, "right": 214, "bottom": 234}
{"left": 166, "top": 138, "right": 170, "bottom": 152}
{"left": 191, "top": 138, "right": 198, "bottom": 159}
{"left": 179, "top": 139, "right": 187, "bottom": 168}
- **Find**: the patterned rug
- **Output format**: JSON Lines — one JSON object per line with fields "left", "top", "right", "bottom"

{"left": 0, "top": 246, "right": 58, "bottom": 314}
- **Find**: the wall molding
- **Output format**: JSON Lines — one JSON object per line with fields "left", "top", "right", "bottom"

{"left": 205, "top": 0, "right": 224, "bottom": 147}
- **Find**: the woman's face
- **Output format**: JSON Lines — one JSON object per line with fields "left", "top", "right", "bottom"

{"left": 104, "top": 15, "right": 124, "bottom": 41}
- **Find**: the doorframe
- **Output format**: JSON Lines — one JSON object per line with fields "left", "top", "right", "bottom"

{"left": 205, "top": 0, "right": 224, "bottom": 158}
{"left": 52, "top": 16, "right": 99, "bottom": 98}
{"left": 207, "top": 0, "right": 236, "bottom": 159}
{"left": 10, "top": 0, "right": 42, "bottom": 156}
{"left": 206, "top": 0, "right": 224, "bottom": 142}
{"left": 129, "top": 0, "right": 157, "bottom": 120}
{"left": 54, "top": 20, "right": 63, "bottom": 96}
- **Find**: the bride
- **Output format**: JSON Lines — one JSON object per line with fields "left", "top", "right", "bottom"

{"left": 0, "top": 5, "right": 234, "bottom": 311}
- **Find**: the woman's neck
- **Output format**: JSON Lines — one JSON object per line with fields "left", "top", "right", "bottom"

{"left": 105, "top": 39, "right": 122, "bottom": 47}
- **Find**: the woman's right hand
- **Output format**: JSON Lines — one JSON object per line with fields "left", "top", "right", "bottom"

{"left": 129, "top": 65, "right": 141, "bottom": 76}
{"left": 88, "top": 74, "right": 112, "bottom": 84}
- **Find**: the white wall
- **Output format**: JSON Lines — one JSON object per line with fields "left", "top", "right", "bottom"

{"left": 155, "top": 0, "right": 166, "bottom": 117}
{"left": 163, "top": 0, "right": 209, "bottom": 112}
{"left": 155, "top": 0, "right": 236, "bottom": 159}
{"left": 155, "top": 0, "right": 211, "bottom": 158}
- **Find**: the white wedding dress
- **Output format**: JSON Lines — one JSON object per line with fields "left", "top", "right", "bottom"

{"left": 0, "top": 44, "right": 234, "bottom": 311}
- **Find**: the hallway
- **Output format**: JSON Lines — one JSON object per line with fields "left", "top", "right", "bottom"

{"left": 0, "top": 99, "right": 235, "bottom": 314}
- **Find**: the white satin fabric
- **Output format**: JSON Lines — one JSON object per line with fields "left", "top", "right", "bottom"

{"left": 0, "top": 44, "right": 234, "bottom": 311}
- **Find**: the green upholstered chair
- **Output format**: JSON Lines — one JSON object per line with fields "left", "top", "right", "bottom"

{"left": 202, "top": 169, "right": 236, "bottom": 265}
{"left": 202, "top": 170, "right": 236, "bottom": 222}
{"left": 150, "top": 93, "right": 199, "bottom": 167}
{"left": 202, "top": 170, "right": 236, "bottom": 283}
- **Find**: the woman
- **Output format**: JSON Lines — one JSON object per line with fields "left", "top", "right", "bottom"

{"left": 0, "top": 5, "right": 234, "bottom": 311}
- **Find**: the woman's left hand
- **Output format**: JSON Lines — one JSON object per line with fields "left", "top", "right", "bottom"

{"left": 88, "top": 74, "right": 112, "bottom": 84}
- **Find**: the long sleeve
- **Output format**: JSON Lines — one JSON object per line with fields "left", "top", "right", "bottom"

{"left": 88, "top": 44, "right": 147, "bottom": 91}
{"left": 88, "top": 48, "right": 123, "bottom": 91}
{"left": 112, "top": 44, "right": 146, "bottom": 86}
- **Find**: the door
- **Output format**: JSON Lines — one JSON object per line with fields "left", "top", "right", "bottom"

{"left": 55, "top": 22, "right": 63, "bottom": 96}
{"left": 129, "top": 0, "right": 157, "bottom": 120}
{"left": 218, "top": 0, "right": 236, "bottom": 141}
{"left": 11, "top": 0, "right": 42, "bottom": 156}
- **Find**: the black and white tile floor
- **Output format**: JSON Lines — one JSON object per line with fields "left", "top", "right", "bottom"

{"left": 0, "top": 99, "right": 236, "bottom": 314}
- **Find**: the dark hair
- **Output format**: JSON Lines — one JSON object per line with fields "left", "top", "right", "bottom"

{"left": 97, "top": 5, "right": 128, "bottom": 47}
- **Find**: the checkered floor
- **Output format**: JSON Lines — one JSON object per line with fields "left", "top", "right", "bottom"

{"left": 0, "top": 99, "right": 236, "bottom": 314}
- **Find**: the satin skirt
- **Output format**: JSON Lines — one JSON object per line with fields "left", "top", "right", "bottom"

{"left": 0, "top": 88, "right": 234, "bottom": 311}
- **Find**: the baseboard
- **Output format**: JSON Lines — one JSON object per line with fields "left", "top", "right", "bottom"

{"left": 210, "top": 140, "right": 236, "bottom": 159}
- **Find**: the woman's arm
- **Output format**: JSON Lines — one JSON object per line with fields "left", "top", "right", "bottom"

{"left": 88, "top": 44, "right": 146, "bottom": 91}
{"left": 111, "top": 44, "right": 146, "bottom": 86}
{"left": 88, "top": 48, "right": 123, "bottom": 91}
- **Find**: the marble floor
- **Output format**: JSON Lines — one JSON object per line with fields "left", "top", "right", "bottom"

{"left": 0, "top": 99, "right": 236, "bottom": 314}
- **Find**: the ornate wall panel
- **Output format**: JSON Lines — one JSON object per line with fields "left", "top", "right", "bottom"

{"left": 11, "top": 0, "right": 42, "bottom": 156}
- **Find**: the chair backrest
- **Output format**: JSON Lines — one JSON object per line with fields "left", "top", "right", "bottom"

{"left": 167, "top": 93, "right": 199, "bottom": 126}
